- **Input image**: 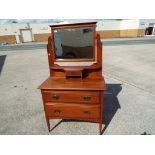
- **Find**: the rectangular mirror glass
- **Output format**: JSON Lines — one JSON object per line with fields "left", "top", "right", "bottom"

{"left": 53, "top": 27, "right": 94, "bottom": 60}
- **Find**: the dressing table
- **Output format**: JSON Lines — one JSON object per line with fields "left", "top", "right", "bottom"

{"left": 38, "top": 22, "right": 106, "bottom": 134}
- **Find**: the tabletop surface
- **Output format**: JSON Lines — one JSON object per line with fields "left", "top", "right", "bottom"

{"left": 38, "top": 77, "right": 106, "bottom": 91}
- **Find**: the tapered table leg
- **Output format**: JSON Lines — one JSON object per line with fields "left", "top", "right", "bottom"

{"left": 99, "top": 91, "right": 103, "bottom": 135}
{"left": 99, "top": 122, "right": 102, "bottom": 135}
{"left": 46, "top": 117, "right": 50, "bottom": 132}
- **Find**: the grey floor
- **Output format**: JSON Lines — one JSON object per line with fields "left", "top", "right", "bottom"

{"left": 0, "top": 41, "right": 155, "bottom": 135}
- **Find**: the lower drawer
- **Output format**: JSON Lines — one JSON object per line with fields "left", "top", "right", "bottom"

{"left": 45, "top": 103, "right": 100, "bottom": 120}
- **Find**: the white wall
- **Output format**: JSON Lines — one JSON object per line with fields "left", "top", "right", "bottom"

{"left": 0, "top": 24, "right": 27, "bottom": 35}
{"left": 139, "top": 19, "right": 155, "bottom": 29}
{"left": 120, "top": 19, "right": 140, "bottom": 30}
{"left": 96, "top": 19, "right": 155, "bottom": 31}
{"left": 1, "top": 19, "right": 155, "bottom": 38}
{"left": 97, "top": 21, "right": 121, "bottom": 31}
{"left": 0, "top": 23, "right": 52, "bottom": 36}
{"left": 30, "top": 23, "right": 51, "bottom": 34}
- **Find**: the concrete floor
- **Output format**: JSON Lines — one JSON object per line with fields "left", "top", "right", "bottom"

{"left": 0, "top": 42, "right": 155, "bottom": 135}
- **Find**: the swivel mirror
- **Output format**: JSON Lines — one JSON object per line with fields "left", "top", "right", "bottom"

{"left": 53, "top": 27, "right": 94, "bottom": 60}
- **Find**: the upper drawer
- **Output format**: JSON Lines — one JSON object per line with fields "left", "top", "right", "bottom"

{"left": 42, "top": 90, "right": 100, "bottom": 104}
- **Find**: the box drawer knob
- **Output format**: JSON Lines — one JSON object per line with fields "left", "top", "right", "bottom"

{"left": 83, "top": 96, "right": 91, "bottom": 100}
{"left": 52, "top": 95, "right": 59, "bottom": 100}
{"left": 54, "top": 109, "right": 61, "bottom": 113}
{"left": 83, "top": 110, "right": 91, "bottom": 115}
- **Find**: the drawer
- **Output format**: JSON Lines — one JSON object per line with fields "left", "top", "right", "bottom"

{"left": 42, "top": 90, "right": 100, "bottom": 104}
{"left": 45, "top": 103, "right": 100, "bottom": 120}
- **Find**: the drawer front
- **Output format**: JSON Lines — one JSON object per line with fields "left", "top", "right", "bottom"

{"left": 45, "top": 103, "right": 100, "bottom": 120}
{"left": 42, "top": 91, "right": 100, "bottom": 104}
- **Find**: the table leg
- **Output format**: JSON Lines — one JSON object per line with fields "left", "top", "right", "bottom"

{"left": 46, "top": 116, "right": 50, "bottom": 132}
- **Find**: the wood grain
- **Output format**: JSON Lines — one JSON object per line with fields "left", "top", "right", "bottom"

{"left": 38, "top": 77, "right": 106, "bottom": 91}
{"left": 45, "top": 102, "right": 100, "bottom": 120}
{"left": 42, "top": 90, "right": 100, "bottom": 104}
{"left": 39, "top": 22, "right": 105, "bottom": 134}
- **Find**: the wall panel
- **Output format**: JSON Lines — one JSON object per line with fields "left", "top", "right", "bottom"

{"left": 0, "top": 35, "right": 16, "bottom": 44}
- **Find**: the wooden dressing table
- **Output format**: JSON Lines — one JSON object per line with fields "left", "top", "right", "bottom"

{"left": 38, "top": 22, "right": 106, "bottom": 134}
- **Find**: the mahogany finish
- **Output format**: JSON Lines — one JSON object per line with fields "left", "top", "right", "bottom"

{"left": 42, "top": 90, "right": 100, "bottom": 104}
{"left": 38, "top": 22, "right": 106, "bottom": 134}
{"left": 45, "top": 103, "right": 100, "bottom": 120}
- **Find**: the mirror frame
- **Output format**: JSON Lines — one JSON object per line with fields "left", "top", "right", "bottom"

{"left": 50, "top": 23, "right": 96, "bottom": 62}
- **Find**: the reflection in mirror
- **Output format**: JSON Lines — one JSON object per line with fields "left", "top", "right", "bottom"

{"left": 53, "top": 27, "right": 94, "bottom": 59}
